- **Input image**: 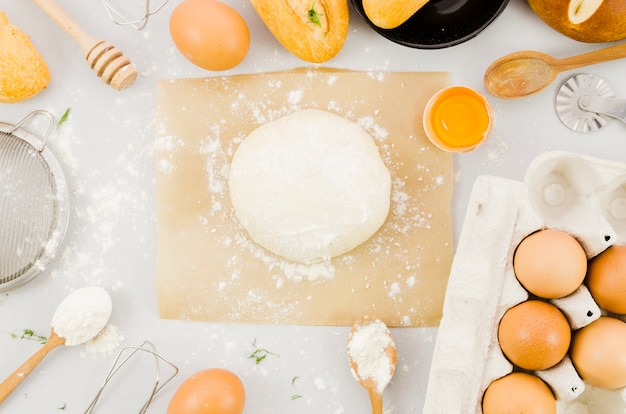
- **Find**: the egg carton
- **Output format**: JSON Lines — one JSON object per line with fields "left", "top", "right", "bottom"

{"left": 423, "top": 150, "right": 626, "bottom": 413}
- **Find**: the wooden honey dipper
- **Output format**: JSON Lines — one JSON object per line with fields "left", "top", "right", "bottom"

{"left": 33, "top": 0, "right": 138, "bottom": 90}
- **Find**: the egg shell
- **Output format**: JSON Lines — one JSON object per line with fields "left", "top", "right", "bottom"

{"left": 513, "top": 229, "right": 587, "bottom": 299}
{"left": 586, "top": 244, "right": 626, "bottom": 314}
{"left": 571, "top": 316, "right": 626, "bottom": 390}
{"left": 169, "top": 0, "right": 250, "bottom": 71}
{"left": 424, "top": 151, "right": 626, "bottom": 413}
{"left": 167, "top": 368, "right": 245, "bottom": 414}
{"left": 482, "top": 372, "right": 556, "bottom": 414}
{"left": 497, "top": 300, "right": 571, "bottom": 371}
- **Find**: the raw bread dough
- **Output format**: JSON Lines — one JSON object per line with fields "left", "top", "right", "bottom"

{"left": 228, "top": 109, "right": 391, "bottom": 264}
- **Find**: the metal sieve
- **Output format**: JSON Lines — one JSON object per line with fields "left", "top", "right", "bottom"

{"left": 0, "top": 110, "right": 70, "bottom": 293}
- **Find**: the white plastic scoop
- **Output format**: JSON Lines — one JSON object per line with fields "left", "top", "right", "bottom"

{"left": 347, "top": 316, "right": 397, "bottom": 414}
{"left": 0, "top": 286, "right": 112, "bottom": 402}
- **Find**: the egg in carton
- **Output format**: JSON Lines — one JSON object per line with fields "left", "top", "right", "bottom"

{"left": 423, "top": 150, "right": 626, "bottom": 413}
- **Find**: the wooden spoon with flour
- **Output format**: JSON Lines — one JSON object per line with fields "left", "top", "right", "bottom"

{"left": 347, "top": 316, "right": 397, "bottom": 414}
{"left": 0, "top": 286, "right": 112, "bottom": 402}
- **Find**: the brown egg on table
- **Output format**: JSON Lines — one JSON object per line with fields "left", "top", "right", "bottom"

{"left": 586, "top": 244, "right": 626, "bottom": 314}
{"left": 167, "top": 368, "right": 245, "bottom": 414}
{"left": 513, "top": 229, "right": 587, "bottom": 299}
{"left": 482, "top": 372, "right": 556, "bottom": 414}
{"left": 570, "top": 316, "right": 626, "bottom": 390}
{"left": 498, "top": 300, "right": 571, "bottom": 371}
{"left": 169, "top": 0, "right": 250, "bottom": 71}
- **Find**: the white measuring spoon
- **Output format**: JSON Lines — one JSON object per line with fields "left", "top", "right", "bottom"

{"left": 0, "top": 286, "right": 112, "bottom": 402}
{"left": 347, "top": 316, "right": 397, "bottom": 414}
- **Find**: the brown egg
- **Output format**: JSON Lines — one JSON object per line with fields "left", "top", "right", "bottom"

{"left": 571, "top": 316, "right": 626, "bottom": 389}
{"left": 513, "top": 229, "right": 587, "bottom": 299}
{"left": 167, "top": 368, "right": 245, "bottom": 414}
{"left": 169, "top": 0, "right": 250, "bottom": 71}
{"left": 498, "top": 300, "right": 571, "bottom": 371}
{"left": 482, "top": 372, "right": 556, "bottom": 414}
{"left": 586, "top": 245, "right": 626, "bottom": 314}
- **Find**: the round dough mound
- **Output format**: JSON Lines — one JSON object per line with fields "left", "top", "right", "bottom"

{"left": 228, "top": 109, "right": 391, "bottom": 264}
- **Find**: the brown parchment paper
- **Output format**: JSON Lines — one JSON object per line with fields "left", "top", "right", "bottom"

{"left": 155, "top": 68, "right": 452, "bottom": 327}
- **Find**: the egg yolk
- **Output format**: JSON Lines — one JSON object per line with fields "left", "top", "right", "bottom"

{"left": 424, "top": 86, "right": 492, "bottom": 151}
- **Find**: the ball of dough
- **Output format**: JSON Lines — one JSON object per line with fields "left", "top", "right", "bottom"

{"left": 228, "top": 109, "right": 391, "bottom": 264}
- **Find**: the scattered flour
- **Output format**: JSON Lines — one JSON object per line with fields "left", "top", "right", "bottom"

{"left": 84, "top": 323, "right": 124, "bottom": 356}
{"left": 51, "top": 286, "right": 112, "bottom": 346}
{"left": 152, "top": 70, "right": 451, "bottom": 325}
{"left": 348, "top": 319, "right": 395, "bottom": 394}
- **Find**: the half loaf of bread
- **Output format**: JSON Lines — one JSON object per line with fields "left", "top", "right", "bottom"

{"left": 250, "top": 0, "right": 349, "bottom": 63}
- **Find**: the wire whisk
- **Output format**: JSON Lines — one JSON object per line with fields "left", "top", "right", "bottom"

{"left": 84, "top": 341, "right": 178, "bottom": 413}
{"left": 100, "top": 0, "right": 170, "bottom": 30}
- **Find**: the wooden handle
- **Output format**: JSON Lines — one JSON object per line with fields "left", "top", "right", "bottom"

{"left": 555, "top": 42, "right": 626, "bottom": 72}
{"left": 31, "top": 0, "right": 99, "bottom": 55}
{"left": 368, "top": 387, "right": 383, "bottom": 414}
{"left": 0, "top": 331, "right": 65, "bottom": 403}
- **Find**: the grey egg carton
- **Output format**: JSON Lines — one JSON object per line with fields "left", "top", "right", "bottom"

{"left": 423, "top": 151, "right": 626, "bottom": 413}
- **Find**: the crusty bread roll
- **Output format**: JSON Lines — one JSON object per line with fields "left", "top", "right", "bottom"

{"left": 250, "top": 0, "right": 349, "bottom": 63}
{"left": 363, "top": 0, "right": 430, "bottom": 29}
{"left": 527, "top": 0, "right": 626, "bottom": 42}
{"left": 0, "top": 11, "right": 50, "bottom": 103}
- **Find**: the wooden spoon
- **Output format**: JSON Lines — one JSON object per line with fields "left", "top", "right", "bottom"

{"left": 484, "top": 42, "right": 626, "bottom": 99}
{"left": 32, "top": 0, "right": 138, "bottom": 90}
{"left": 347, "top": 316, "right": 397, "bottom": 414}
{"left": 0, "top": 287, "right": 111, "bottom": 403}
{"left": 0, "top": 329, "right": 65, "bottom": 403}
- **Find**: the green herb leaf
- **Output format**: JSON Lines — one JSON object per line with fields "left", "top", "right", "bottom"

{"left": 307, "top": 2, "right": 323, "bottom": 27}
{"left": 248, "top": 338, "right": 279, "bottom": 364}
{"left": 58, "top": 403, "right": 67, "bottom": 410}
{"left": 291, "top": 394, "right": 302, "bottom": 400}
{"left": 11, "top": 329, "right": 48, "bottom": 344}
{"left": 57, "top": 108, "right": 71, "bottom": 128}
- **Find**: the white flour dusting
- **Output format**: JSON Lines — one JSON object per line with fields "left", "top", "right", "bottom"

{"left": 167, "top": 93, "right": 443, "bottom": 289}
{"left": 348, "top": 319, "right": 395, "bottom": 394}
{"left": 40, "top": 102, "right": 154, "bottom": 354}
{"left": 153, "top": 70, "right": 452, "bottom": 326}
{"left": 51, "top": 286, "right": 112, "bottom": 346}
{"left": 84, "top": 323, "right": 124, "bottom": 356}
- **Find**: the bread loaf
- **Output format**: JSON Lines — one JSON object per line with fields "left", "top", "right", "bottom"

{"left": 0, "top": 12, "right": 50, "bottom": 103}
{"left": 250, "top": 0, "right": 349, "bottom": 63}
{"left": 363, "top": 0, "right": 429, "bottom": 29}
{"left": 527, "top": 0, "right": 626, "bottom": 42}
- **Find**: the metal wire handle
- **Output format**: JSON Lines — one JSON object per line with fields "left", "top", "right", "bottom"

{"left": 100, "top": 0, "right": 170, "bottom": 30}
{"left": 9, "top": 110, "right": 54, "bottom": 152}
{"left": 84, "top": 341, "right": 178, "bottom": 413}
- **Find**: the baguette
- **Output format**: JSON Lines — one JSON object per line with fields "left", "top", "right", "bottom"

{"left": 0, "top": 12, "right": 50, "bottom": 103}
{"left": 363, "top": 0, "right": 430, "bottom": 29}
{"left": 250, "top": 0, "right": 349, "bottom": 63}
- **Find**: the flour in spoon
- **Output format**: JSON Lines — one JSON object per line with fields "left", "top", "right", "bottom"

{"left": 348, "top": 320, "right": 395, "bottom": 394}
{"left": 51, "top": 286, "right": 112, "bottom": 346}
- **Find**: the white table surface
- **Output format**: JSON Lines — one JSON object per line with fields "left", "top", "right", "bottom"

{"left": 1, "top": 0, "right": 625, "bottom": 412}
